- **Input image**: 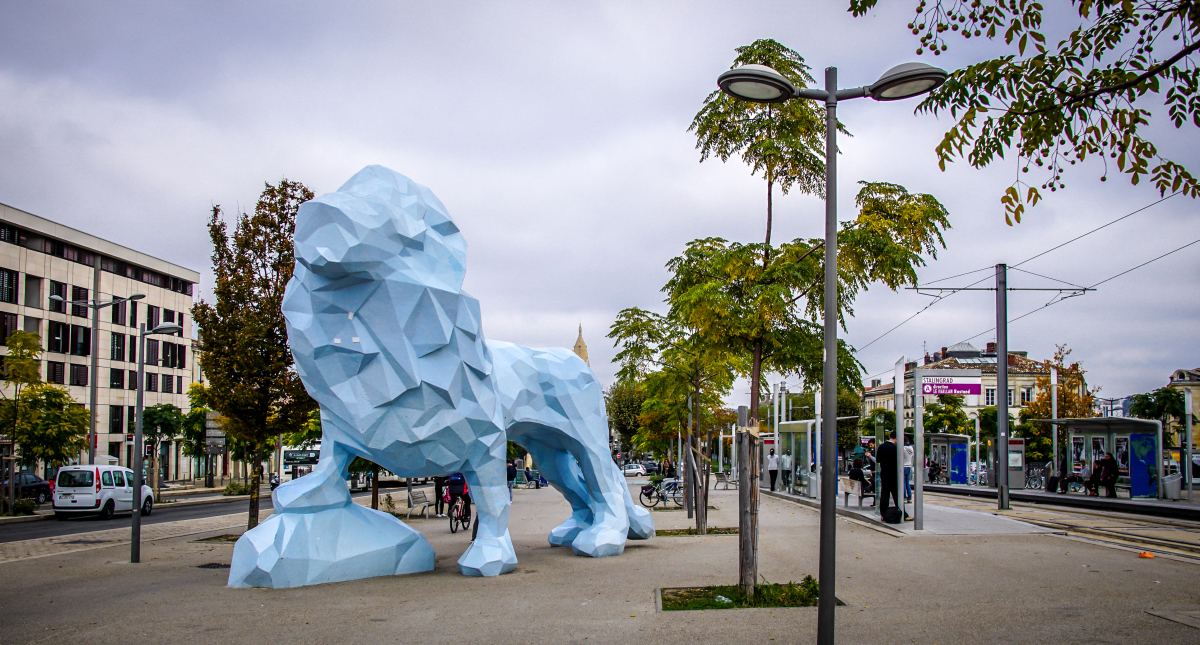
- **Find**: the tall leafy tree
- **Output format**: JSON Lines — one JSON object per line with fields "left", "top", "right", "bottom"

{"left": 1, "top": 331, "right": 46, "bottom": 507}
{"left": 1025, "top": 344, "right": 1097, "bottom": 456}
{"left": 179, "top": 383, "right": 211, "bottom": 472}
{"left": 690, "top": 38, "right": 846, "bottom": 247}
{"left": 10, "top": 385, "right": 89, "bottom": 470}
{"left": 610, "top": 309, "right": 740, "bottom": 533}
{"left": 1129, "top": 386, "right": 1192, "bottom": 447}
{"left": 606, "top": 379, "right": 647, "bottom": 455}
{"left": 851, "top": 0, "right": 1200, "bottom": 223}
{"left": 923, "top": 394, "right": 970, "bottom": 434}
{"left": 665, "top": 181, "right": 950, "bottom": 428}
{"left": 142, "top": 403, "right": 182, "bottom": 497}
{"left": 193, "top": 179, "right": 317, "bottom": 529}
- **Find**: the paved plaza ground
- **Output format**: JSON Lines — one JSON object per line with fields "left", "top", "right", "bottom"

{"left": 0, "top": 484, "right": 1197, "bottom": 644}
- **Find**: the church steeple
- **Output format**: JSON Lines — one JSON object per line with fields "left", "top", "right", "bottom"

{"left": 572, "top": 323, "right": 589, "bottom": 366}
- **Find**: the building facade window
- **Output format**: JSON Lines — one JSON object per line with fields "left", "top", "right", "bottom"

{"left": 69, "top": 364, "right": 88, "bottom": 386}
{"left": 111, "top": 300, "right": 126, "bottom": 326}
{"left": 23, "top": 275, "right": 41, "bottom": 308}
{"left": 71, "top": 286, "right": 89, "bottom": 318}
{"left": 129, "top": 301, "right": 139, "bottom": 328}
{"left": 49, "top": 281, "right": 66, "bottom": 313}
{"left": 110, "top": 332, "right": 125, "bottom": 361}
{"left": 162, "top": 375, "right": 174, "bottom": 394}
{"left": 147, "top": 305, "right": 160, "bottom": 330}
{"left": 47, "top": 321, "right": 69, "bottom": 354}
{"left": 69, "top": 325, "right": 91, "bottom": 356}
{"left": 1021, "top": 386, "right": 1033, "bottom": 406}
{"left": 109, "top": 405, "right": 124, "bottom": 433}
{"left": 176, "top": 375, "right": 183, "bottom": 393}
{"left": 110, "top": 368, "right": 125, "bottom": 389}
{"left": 1007, "top": 388, "right": 1014, "bottom": 407}
{"left": 178, "top": 345, "right": 186, "bottom": 369}
{"left": 127, "top": 370, "right": 137, "bottom": 390}
{"left": 0, "top": 268, "right": 18, "bottom": 304}
{"left": 162, "top": 342, "right": 174, "bottom": 369}
{"left": 985, "top": 388, "right": 996, "bottom": 406}
{"left": 47, "top": 361, "right": 65, "bottom": 384}
{"left": 145, "top": 373, "right": 158, "bottom": 392}
{"left": 127, "top": 405, "right": 135, "bottom": 432}
{"left": 146, "top": 338, "right": 159, "bottom": 366}
{"left": 0, "top": 313, "right": 18, "bottom": 345}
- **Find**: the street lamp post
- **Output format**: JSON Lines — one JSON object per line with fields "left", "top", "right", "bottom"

{"left": 130, "top": 321, "right": 183, "bottom": 563}
{"left": 717, "top": 60, "right": 946, "bottom": 645}
{"left": 50, "top": 293, "right": 144, "bottom": 464}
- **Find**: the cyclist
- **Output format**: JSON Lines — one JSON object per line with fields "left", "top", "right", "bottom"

{"left": 447, "top": 472, "right": 471, "bottom": 525}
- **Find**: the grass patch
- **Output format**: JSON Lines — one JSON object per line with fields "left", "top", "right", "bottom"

{"left": 655, "top": 527, "right": 739, "bottom": 536}
{"left": 661, "top": 577, "right": 820, "bottom": 611}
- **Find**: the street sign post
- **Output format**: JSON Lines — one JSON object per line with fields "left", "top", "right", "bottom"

{"left": 912, "top": 368, "right": 982, "bottom": 530}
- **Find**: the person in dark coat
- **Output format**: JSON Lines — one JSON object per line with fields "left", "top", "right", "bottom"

{"left": 877, "top": 431, "right": 909, "bottom": 520}
{"left": 849, "top": 458, "right": 873, "bottom": 494}
{"left": 447, "top": 472, "right": 471, "bottom": 523}
{"left": 1099, "top": 452, "right": 1120, "bottom": 498}
{"left": 433, "top": 475, "right": 448, "bottom": 517}
{"left": 506, "top": 460, "right": 517, "bottom": 500}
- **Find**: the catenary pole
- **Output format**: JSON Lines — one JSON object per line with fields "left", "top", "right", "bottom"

{"left": 816, "top": 65, "right": 839, "bottom": 645}
{"left": 996, "top": 264, "right": 1011, "bottom": 510}
{"left": 131, "top": 323, "right": 147, "bottom": 563}
{"left": 1051, "top": 367, "right": 1059, "bottom": 481}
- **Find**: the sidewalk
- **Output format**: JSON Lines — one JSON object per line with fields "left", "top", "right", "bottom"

{"left": 0, "top": 485, "right": 1197, "bottom": 644}
{"left": 763, "top": 488, "right": 1062, "bottom": 536}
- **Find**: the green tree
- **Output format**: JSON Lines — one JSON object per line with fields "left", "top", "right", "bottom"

{"left": 1, "top": 331, "right": 46, "bottom": 507}
{"left": 976, "top": 406, "right": 1016, "bottom": 461}
{"left": 179, "top": 383, "right": 211, "bottom": 472}
{"left": 1026, "top": 344, "right": 1097, "bottom": 458}
{"left": 1129, "top": 386, "right": 1192, "bottom": 447}
{"left": 610, "top": 308, "right": 740, "bottom": 533}
{"left": 664, "top": 181, "right": 950, "bottom": 427}
{"left": 142, "top": 404, "right": 182, "bottom": 497}
{"left": 859, "top": 407, "right": 897, "bottom": 444}
{"left": 606, "top": 379, "right": 647, "bottom": 455}
{"left": 923, "top": 394, "right": 970, "bottom": 434}
{"left": 851, "top": 0, "right": 1200, "bottom": 223}
{"left": 690, "top": 38, "right": 845, "bottom": 245}
{"left": 1014, "top": 408, "right": 1053, "bottom": 463}
{"left": 193, "top": 179, "right": 317, "bottom": 529}
{"left": 11, "top": 384, "right": 89, "bottom": 471}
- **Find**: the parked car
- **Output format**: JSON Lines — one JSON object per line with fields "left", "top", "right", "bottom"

{"left": 621, "top": 463, "right": 647, "bottom": 477}
{"left": 0, "top": 473, "right": 52, "bottom": 504}
{"left": 52, "top": 465, "right": 154, "bottom": 520}
{"left": 642, "top": 461, "right": 659, "bottom": 475}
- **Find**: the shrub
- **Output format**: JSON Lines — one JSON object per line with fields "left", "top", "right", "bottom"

{"left": 223, "top": 481, "right": 252, "bottom": 496}
{"left": 12, "top": 499, "right": 37, "bottom": 515}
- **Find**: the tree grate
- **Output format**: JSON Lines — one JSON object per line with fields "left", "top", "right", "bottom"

{"left": 196, "top": 562, "right": 232, "bottom": 569}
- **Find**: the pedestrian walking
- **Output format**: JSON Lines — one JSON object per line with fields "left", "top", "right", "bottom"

{"left": 506, "top": 460, "right": 517, "bottom": 501}
{"left": 434, "top": 475, "right": 448, "bottom": 517}
{"left": 767, "top": 448, "right": 780, "bottom": 491}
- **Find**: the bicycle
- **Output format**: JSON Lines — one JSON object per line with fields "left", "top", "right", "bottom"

{"left": 449, "top": 495, "right": 472, "bottom": 534}
{"left": 638, "top": 478, "right": 684, "bottom": 508}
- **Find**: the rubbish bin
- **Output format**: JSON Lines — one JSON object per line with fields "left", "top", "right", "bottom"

{"left": 1162, "top": 473, "right": 1183, "bottom": 500}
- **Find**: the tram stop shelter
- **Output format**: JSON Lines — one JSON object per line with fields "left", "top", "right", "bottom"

{"left": 928, "top": 433, "right": 971, "bottom": 485}
{"left": 1037, "top": 417, "right": 1165, "bottom": 499}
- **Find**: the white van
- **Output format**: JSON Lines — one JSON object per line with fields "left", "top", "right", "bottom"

{"left": 52, "top": 465, "right": 154, "bottom": 520}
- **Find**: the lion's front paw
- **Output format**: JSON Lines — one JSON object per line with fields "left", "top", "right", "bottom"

{"left": 229, "top": 503, "right": 434, "bottom": 588}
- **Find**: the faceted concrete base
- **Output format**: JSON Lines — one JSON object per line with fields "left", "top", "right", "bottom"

{"left": 228, "top": 503, "right": 434, "bottom": 588}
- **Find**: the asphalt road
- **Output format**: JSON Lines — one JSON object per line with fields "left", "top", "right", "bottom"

{"left": 0, "top": 489, "right": 380, "bottom": 543}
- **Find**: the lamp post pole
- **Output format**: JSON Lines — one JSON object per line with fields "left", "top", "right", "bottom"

{"left": 130, "top": 321, "right": 181, "bottom": 564}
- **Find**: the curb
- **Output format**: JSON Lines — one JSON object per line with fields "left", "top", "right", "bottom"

{"left": 0, "top": 494, "right": 258, "bottom": 526}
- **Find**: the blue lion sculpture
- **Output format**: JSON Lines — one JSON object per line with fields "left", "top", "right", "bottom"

{"left": 228, "top": 165, "right": 653, "bottom": 588}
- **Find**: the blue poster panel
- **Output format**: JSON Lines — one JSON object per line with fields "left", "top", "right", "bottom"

{"left": 1129, "top": 433, "right": 1157, "bottom": 498}
{"left": 950, "top": 443, "right": 968, "bottom": 484}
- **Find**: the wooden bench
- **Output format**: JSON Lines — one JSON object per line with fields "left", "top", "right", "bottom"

{"left": 406, "top": 488, "right": 432, "bottom": 518}
{"left": 714, "top": 472, "right": 737, "bottom": 490}
{"left": 839, "top": 476, "right": 876, "bottom": 508}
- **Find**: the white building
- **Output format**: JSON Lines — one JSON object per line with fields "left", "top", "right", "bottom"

{"left": 861, "top": 341, "right": 1052, "bottom": 425}
{"left": 0, "top": 201, "right": 198, "bottom": 478}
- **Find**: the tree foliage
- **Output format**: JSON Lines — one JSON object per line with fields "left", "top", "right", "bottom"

{"left": 663, "top": 181, "right": 949, "bottom": 424}
{"left": 9, "top": 385, "right": 89, "bottom": 469}
{"left": 606, "top": 379, "right": 647, "bottom": 453}
{"left": 142, "top": 403, "right": 182, "bottom": 494}
{"left": 179, "top": 383, "right": 210, "bottom": 460}
{"left": 851, "top": 0, "right": 1200, "bottom": 223}
{"left": 192, "top": 179, "right": 317, "bottom": 528}
{"left": 923, "top": 394, "right": 970, "bottom": 433}
{"left": 690, "top": 38, "right": 846, "bottom": 244}
{"left": 1129, "top": 385, "right": 1193, "bottom": 446}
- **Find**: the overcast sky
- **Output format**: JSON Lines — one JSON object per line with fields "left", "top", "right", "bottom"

{"left": 1, "top": 1, "right": 1196, "bottom": 405}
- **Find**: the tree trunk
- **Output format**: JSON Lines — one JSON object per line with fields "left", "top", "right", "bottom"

{"left": 738, "top": 339, "right": 764, "bottom": 598}
{"left": 683, "top": 427, "right": 693, "bottom": 519}
{"left": 371, "top": 464, "right": 380, "bottom": 510}
{"left": 765, "top": 174, "right": 774, "bottom": 251}
{"left": 152, "top": 443, "right": 161, "bottom": 500}
{"left": 247, "top": 445, "right": 262, "bottom": 530}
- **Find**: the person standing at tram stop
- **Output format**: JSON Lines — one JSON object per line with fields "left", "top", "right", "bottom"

{"left": 902, "top": 438, "right": 915, "bottom": 502}
{"left": 433, "top": 475, "right": 448, "bottom": 517}
{"left": 767, "top": 448, "right": 781, "bottom": 491}
{"left": 878, "top": 431, "right": 912, "bottom": 521}
{"left": 780, "top": 450, "right": 792, "bottom": 490}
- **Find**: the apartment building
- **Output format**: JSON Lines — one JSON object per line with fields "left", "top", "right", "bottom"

{"left": 861, "top": 341, "right": 1053, "bottom": 425}
{"left": 0, "top": 201, "right": 198, "bottom": 475}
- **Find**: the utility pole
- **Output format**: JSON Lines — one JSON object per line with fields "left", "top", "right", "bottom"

{"left": 1051, "top": 366, "right": 1059, "bottom": 481}
{"left": 996, "top": 263, "right": 1011, "bottom": 510}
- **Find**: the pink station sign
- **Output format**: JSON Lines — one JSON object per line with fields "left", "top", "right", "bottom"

{"left": 921, "top": 375, "right": 981, "bottom": 396}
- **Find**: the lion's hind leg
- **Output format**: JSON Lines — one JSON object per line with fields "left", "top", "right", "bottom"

{"left": 512, "top": 432, "right": 594, "bottom": 546}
